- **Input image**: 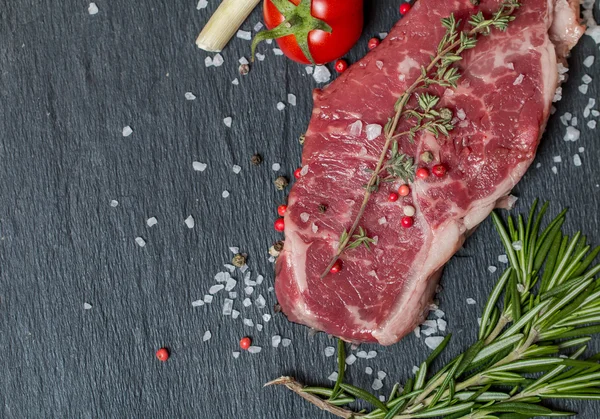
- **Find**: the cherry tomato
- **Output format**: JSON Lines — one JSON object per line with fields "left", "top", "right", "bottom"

{"left": 262, "top": 0, "right": 364, "bottom": 64}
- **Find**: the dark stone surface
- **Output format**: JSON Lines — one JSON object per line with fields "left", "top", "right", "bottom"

{"left": 0, "top": 1, "right": 598, "bottom": 418}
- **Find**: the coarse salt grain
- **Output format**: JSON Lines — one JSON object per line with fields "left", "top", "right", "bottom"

{"left": 243, "top": 298, "right": 251, "bottom": 307}
{"left": 583, "top": 74, "right": 593, "bottom": 84}
{"left": 378, "top": 217, "right": 387, "bottom": 225}
{"left": 204, "top": 56, "right": 213, "bottom": 67}
{"left": 248, "top": 346, "right": 262, "bottom": 354}
{"left": 300, "top": 213, "right": 310, "bottom": 223}
{"left": 203, "top": 331, "right": 212, "bottom": 341}
{"left": 256, "top": 324, "right": 263, "bottom": 332}
{"left": 110, "top": 200, "right": 119, "bottom": 207}
{"left": 512, "top": 240, "right": 523, "bottom": 250}
{"left": 122, "top": 126, "right": 133, "bottom": 137}
{"left": 588, "top": 120, "right": 597, "bottom": 129}
{"left": 192, "top": 299, "right": 204, "bottom": 307}
{"left": 262, "top": 313, "right": 271, "bottom": 322}
{"left": 553, "top": 156, "right": 562, "bottom": 163}
{"left": 193, "top": 161, "right": 207, "bottom": 171}
{"left": 88, "top": 3, "right": 99, "bottom": 15}
{"left": 255, "top": 53, "right": 265, "bottom": 61}
{"left": 421, "top": 327, "right": 436, "bottom": 336}
{"left": 272, "top": 163, "right": 281, "bottom": 171}
{"left": 209, "top": 284, "right": 224, "bottom": 294}
{"left": 434, "top": 309, "right": 445, "bottom": 318}
{"left": 185, "top": 92, "right": 196, "bottom": 100}
{"left": 365, "top": 367, "right": 373, "bottom": 375}
{"left": 372, "top": 379, "right": 383, "bottom": 391}
{"left": 272, "top": 335, "right": 282, "bottom": 348}
{"left": 376, "top": 60, "right": 384, "bottom": 70}
{"left": 324, "top": 346, "right": 335, "bottom": 357}
{"left": 225, "top": 278, "right": 236, "bottom": 291}
{"left": 425, "top": 336, "right": 444, "bottom": 350}
{"left": 184, "top": 215, "right": 195, "bottom": 229}
{"left": 366, "top": 124, "right": 382, "bottom": 141}
{"left": 573, "top": 154, "right": 582, "bottom": 166}
{"left": 232, "top": 310, "right": 240, "bottom": 319}
{"left": 552, "top": 166, "right": 558, "bottom": 175}
{"left": 196, "top": 0, "right": 208, "bottom": 9}
{"left": 579, "top": 84, "right": 589, "bottom": 94}
{"left": 378, "top": 371, "right": 387, "bottom": 380}
{"left": 357, "top": 351, "right": 368, "bottom": 358}
{"left": 229, "top": 292, "right": 237, "bottom": 299}
{"left": 135, "top": 237, "right": 146, "bottom": 247}
{"left": 232, "top": 78, "right": 239, "bottom": 86}
{"left": 256, "top": 274, "right": 264, "bottom": 285}
{"left": 215, "top": 271, "right": 230, "bottom": 282}
{"left": 272, "top": 48, "right": 283, "bottom": 55}
{"left": 313, "top": 65, "right": 331, "bottom": 83}
{"left": 367, "top": 350, "right": 377, "bottom": 359}
{"left": 328, "top": 372, "right": 338, "bottom": 381}
{"left": 466, "top": 298, "right": 476, "bottom": 305}
{"left": 349, "top": 120, "right": 363, "bottom": 136}
{"left": 232, "top": 351, "right": 240, "bottom": 358}
{"left": 83, "top": 303, "right": 92, "bottom": 310}
{"left": 212, "top": 54, "right": 224, "bottom": 67}
{"left": 222, "top": 191, "right": 230, "bottom": 198}
{"left": 305, "top": 66, "right": 314, "bottom": 75}
{"left": 311, "top": 223, "right": 318, "bottom": 233}
{"left": 287, "top": 94, "right": 297, "bottom": 106}
{"left": 276, "top": 102, "right": 286, "bottom": 111}
{"left": 223, "top": 117, "right": 232, "bottom": 127}
{"left": 437, "top": 318, "right": 447, "bottom": 331}
{"left": 346, "top": 354, "right": 357, "bottom": 365}
{"left": 584, "top": 56, "right": 595, "bottom": 67}
{"left": 203, "top": 295, "right": 213, "bottom": 303}
{"left": 513, "top": 74, "right": 525, "bottom": 85}
{"left": 232, "top": 165, "right": 241, "bottom": 174}
{"left": 146, "top": 217, "right": 157, "bottom": 227}
{"left": 281, "top": 338, "right": 291, "bottom": 347}
{"left": 243, "top": 318, "right": 254, "bottom": 327}
{"left": 498, "top": 254, "right": 509, "bottom": 263}
{"left": 237, "top": 30, "right": 251, "bottom": 40}
{"left": 254, "top": 22, "right": 263, "bottom": 31}
{"left": 255, "top": 294, "right": 266, "bottom": 309}
{"left": 244, "top": 286, "right": 254, "bottom": 295}
{"left": 457, "top": 109, "right": 466, "bottom": 120}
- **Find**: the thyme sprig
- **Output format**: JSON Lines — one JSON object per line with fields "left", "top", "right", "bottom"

{"left": 267, "top": 200, "right": 600, "bottom": 418}
{"left": 320, "top": 1, "right": 520, "bottom": 278}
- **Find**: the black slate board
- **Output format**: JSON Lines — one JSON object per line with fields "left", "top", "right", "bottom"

{"left": 0, "top": 1, "right": 599, "bottom": 418}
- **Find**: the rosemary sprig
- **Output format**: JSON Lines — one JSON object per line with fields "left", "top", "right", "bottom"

{"left": 321, "top": 1, "right": 520, "bottom": 278}
{"left": 268, "top": 200, "right": 600, "bottom": 418}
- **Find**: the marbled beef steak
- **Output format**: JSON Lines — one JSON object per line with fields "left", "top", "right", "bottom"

{"left": 275, "top": 0, "right": 584, "bottom": 345}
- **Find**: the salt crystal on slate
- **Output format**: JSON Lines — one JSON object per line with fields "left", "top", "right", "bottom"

{"left": 488, "top": 265, "right": 497, "bottom": 273}
{"left": 357, "top": 351, "right": 368, "bottom": 358}
{"left": 88, "top": 3, "right": 99, "bottom": 14}
{"left": 372, "top": 379, "right": 383, "bottom": 391}
{"left": 378, "top": 371, "right": 387, "bottom": 380}
{"left": 223, "top": 117, "right": 232, "bottom": 127}
{"left": 588, "top": 120, "right": 597, "bottom": 129}
{"left": 425, "top": 336, "right": 444, "bottom": 350}
{"left": 244, "top": 286, "right": 254, "bottom": 295}
{"left": 579, "top": 147, "right": 585, "bottom": 152}
{"left": 192, "top": 299, "right": 204, "bottom": 307}
{"left": 328, "top": 372, "right": 338, "bottom": 381}
{"left": 212, "top": 54, "right": 224, "bottom": 66}
{"left": 209, "top": 284, "right": 224, "bottom": 295}
{"left": 536, "top": 162, "right": 542, "bottom": 168}
{"left": 229, "top": 246, "right": 239, "bottom": 254}
{"left": 573, "top": 154, "right": 582, "bottom": 166}
{"left": 239, "top": 265, "right": 248, "bottom": 273}
{"left": 255, "top": 53, "right": 265, "bottom": 61}
{"left": 579, "top": 84, "right": 589, "bottom": 94}
{"left": 553, "top": 86, "right": 562, "bottom": 102}
{"left": 379, "top": 32, "right": 388, "bottom": 38}
{"left": 232, "top": 78, "right": 239, "bottom": 85}
{"left": 184, "top": 215, "right": 195, "bottom": 229}
{"left": 287, "top": 94, "right": 297, "bottom": 106}
{"left": 467, "top": 298, "right": 476, "bottom": 305}
{"left": 584, "top": 56, "right": 595, "bottom": 67}
{"left": 272, "top": 163, "right": 281, "bottom": 171}
{"left": 272, "top": 335, "right": 281, "bottom": 348}
{"left": 122, "top": 126, "right": 133, "bottom": 137}
{"left": 324, "top": 346, "right": 335, "bottom": 357}
{"left": 232, "top": 165, "right": 241, "bottom": 174}
{"left": 437, "top": 318, "right": 447, "bottom": 331}
{"left": 185, "top": 92, "right": 196, "bottom": 100}
{"left": 422, "top": 320, "right": 437, "bottom": 329}
{"left": 281, "top": 338, "right": 292, "bottom": 347}
{"left": 256, "top": 275, "right": 264, "bottom": 285}
{"left": 313, "top": 65, "right": 331, "bottom": 83}
{"left": 366, "top": 124, "right": 382, "bottom": 141}
{"left": 147, "top": 217, "right": 157, "bottom": 227}
{"left": 203, "top": 331, "right": 212, "bottom": 341}
{"left": 237, "top": 30, "right": 251, "bottom": 40}
{"left": 498, "top": 254, "right": 509, "bottom": 263}
{"left": 571, "top": 117, "right": 578, "bottom": 127}
{"left": 135, "top": 237, "right": 146, "bottom": 247}
{"left": 254, "top": 22, "right": 263, "bottom": 31}
{"left": 225, "top": 278, "right": 236, "bottom": 291}
{"left": 305, "top": 66, "right": 314, "bottom": 74}
{"left": 276, "top": 102, "right": 286, "bottom": 111}
{"left": 512, "top": 240, "right": 523, "bottom": 250}
{"left": 412, "top": 366, "right": 420, "bottom": 374}
{"left": 560, "top": 113, "right": 572, "bottom": 125}
{"left": 256, "top": 324, "right": 263, "bottom": 331}
{"left": 248, "top": 346, "right": 262, "bottom": 354}
{"left": 552, "top": 166, "right": 558, "bottom": 175}
{"left": 228, "top": 292, "right": 237, "bottom": 299}
{"left": 110, "top": 200, "right": 119, "bottom": 207}
{"left": 365, "top": 367, "right": 373, "bottom": 375}
{"left": 243, "top": 298, "right": 251, "bottom": 307}
{"left": 255, "top": 295, "right": 266, "bottom": 309}
{"left": 273, "top": 48, "right": 283, "bottom": 55}
{"left": 232, "top": 310, "right": 240, "bottom": 319}
{"left": 214, "top": 272, "right": 229, "bottom": 282}
{"left": 414, "top": 326, "right": 421, "bottom": 338}
{"left": 193, "top": 161, "right": 207, "bottom": 171}
{"left": 421, "top": 327, "right": 436, "bottom": 336}
{"left": 243, "top": 318, "right": 254, "bottom": 327}
{"left": 222, "top": 191, "right": 230, "bottom": 198}
{"left": 366, "top": 350, "right": 377, "bottom": 359}
{"left": 196, "top": 0, "right": 208, "bottom": 9}
{"left": 204, "top": 295, "right": 213, "bottom": 303}
{"left": 205, "top": 56, "right": 213, "bottom": 67}
{"left": 346, "top": 354, "right": 357, "bottom": 365}
{"left": 84, "top": 303, "right": 92, "bottom": 310}
{"left": 262, "top": 313, "right": 271, "bottom": 322}
{"left": 232, "top": 351, "right": 240, "bottom": 359}
{"left": 433, "top": 309, "right": 445, "bottom": 318}
{"left": 583, "top": 74, "right": 593, "bottom": 84}
{"left": 593, "top": 110, "right": 600, "bottom": 117}
{"left": 553, "top": 156, "right": 562, "bottom": 163}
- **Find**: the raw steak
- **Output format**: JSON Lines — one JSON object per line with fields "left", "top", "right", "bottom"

{"left": 275, "top": 0, "right": 584, "bottom": 345}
